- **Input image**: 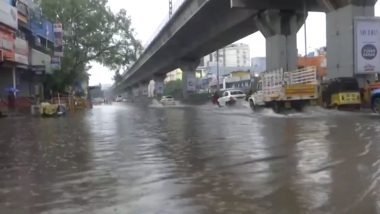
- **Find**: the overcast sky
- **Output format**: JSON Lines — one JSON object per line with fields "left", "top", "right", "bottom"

{"left": 89, "top": 0, "right": 380, "bottom": 86}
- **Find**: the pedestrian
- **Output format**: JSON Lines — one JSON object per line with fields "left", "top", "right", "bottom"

{"left": 212, "top": 91, "right": 220, "bottom": 106}
{"left": 7, "top": 90, "right": 16, "bottom": 110}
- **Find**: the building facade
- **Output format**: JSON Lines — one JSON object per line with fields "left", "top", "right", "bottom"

{"left": 202, "top": 43, "right": 251, "bottom": 76}
{"left": 0, "top": 0, "right": 62, "bottom": 109}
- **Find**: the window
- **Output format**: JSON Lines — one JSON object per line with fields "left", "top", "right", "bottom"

{"left": 223, "top": 92, "right": 229, "bottom": 97}
{"left": 16, "top": 1, "right": 28, "bottom": 16}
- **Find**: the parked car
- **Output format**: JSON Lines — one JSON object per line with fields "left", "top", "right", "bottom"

{"left": 160, "top": 96, "right": 176, "bottom": 106}
{"left": 217, "top": 90, "right": 246, "bottom": 106}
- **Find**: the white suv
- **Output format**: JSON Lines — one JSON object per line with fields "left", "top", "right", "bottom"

{"left": 217, "top": 90, "right": 246, "bottom": 106}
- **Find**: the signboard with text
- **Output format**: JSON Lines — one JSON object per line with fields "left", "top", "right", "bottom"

{"left": 54, "top": 23, "right": 63, "bottom": 57}
{"left": 355, "top": 17, "right": 380, "bottom": 74}
{"left": 186, "top": 72, "right": 196, "bottom": 92}
{"left": 51, "top": 56, "right": 61, "bottom": 70}
{"left": 30, "top": 19, "right": 54, "bottom": 42}
{"left": 0, "top": 27, "right": 15, "bottom": 61}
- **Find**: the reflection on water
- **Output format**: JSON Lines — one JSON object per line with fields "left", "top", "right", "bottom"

{"left": 0, "top": 103, "right": 380, "bottom": 214}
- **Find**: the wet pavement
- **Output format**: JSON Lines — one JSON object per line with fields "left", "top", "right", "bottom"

{"left": 0, "top": 103, "right": 380, "bottom": 214}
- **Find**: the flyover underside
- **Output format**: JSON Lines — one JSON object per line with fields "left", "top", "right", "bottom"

{"left": 121, "top": 0, "right": 258, "bottom": 88}
{"left": 120, "top": 0, "right": 378, "bottom": 90}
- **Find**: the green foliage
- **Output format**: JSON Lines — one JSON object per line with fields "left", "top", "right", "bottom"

{"left": 164, "top": 80, "right": 183, "bottom": 99}
{"left": 39, "top": 0, "right": 142, "bottom": 92}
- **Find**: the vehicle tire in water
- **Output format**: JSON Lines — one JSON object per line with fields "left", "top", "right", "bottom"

{"left": 272, "top": 102, "right": 283, "bottom": 114}
{"left": 293, "top": 101, "right": 305, "bottom": 112}
{"left": 250, "top": 100, "right": 256, "bottom": 111}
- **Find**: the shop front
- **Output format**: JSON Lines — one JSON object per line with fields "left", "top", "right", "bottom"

{"left": 0, "top": 26, "right": 16, "bottom": 99}
{"left": 30, "top": 48, "right": 51, "bottom": 100}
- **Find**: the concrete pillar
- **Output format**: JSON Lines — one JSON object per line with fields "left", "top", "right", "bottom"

{"left": 132, "top": 85, "right": 139, "bottom": 97}
{"left": 180, "top": 59, "right": 200, "bottom": 100}
{"left": 321, "top": 0, "right": 377, "bottom": 86}
{"left": 126, "top": 87, "right": 133, "bottom": 100}
{"left": 153, "top": 75, "right": 166, "bottom": 98}
{"left": 256, "top": 10, "right": 306, "bottom": 71}
{"left": 139, "top": 81, "right": 149, "bottom": 97}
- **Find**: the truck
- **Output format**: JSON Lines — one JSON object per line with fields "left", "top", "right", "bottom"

{"left": 249, "top": 66, "right": 319, "bottom": 113}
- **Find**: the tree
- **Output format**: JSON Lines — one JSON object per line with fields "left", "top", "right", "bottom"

{"left": 39, "top": 0, "right": 142, "bottom": 92}
{"left": 164, "top": 80, "right": 183, "bottom": 99}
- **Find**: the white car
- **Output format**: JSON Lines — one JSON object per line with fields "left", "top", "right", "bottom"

{"left": 217, "top": 90, "right": 246, "bottom": 106}
{"left": 160, "top": 96, "right": 176, "bottom": 106}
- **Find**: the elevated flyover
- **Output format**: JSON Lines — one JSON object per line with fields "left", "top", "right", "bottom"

{"left": 117, "top": 0, "right": 377, "bottom": 95}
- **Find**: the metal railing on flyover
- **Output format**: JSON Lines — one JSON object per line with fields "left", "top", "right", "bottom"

{"left": 121, "top": 0, "right": 186, "bottom": 80}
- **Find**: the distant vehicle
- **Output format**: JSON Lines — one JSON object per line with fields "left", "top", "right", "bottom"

{"left": 321, "top": 77, "right": 361, "bottom": 110}
{"left": 92, "top": 97, "right": 104, "bottom": 104}
{"left": 160, "top": 96, "right": 176, "bottom": 106}
{"left": 115, "top": 95, "right": 123, "bottom": 102}
{"left": 249, "top": 66, "right": 318, "bottom": 113}
{"left": 217, "top": 90, "right": 246, "bottom": 106}
{"left": 370, "top": 84, "right": 380, "bottom": 114}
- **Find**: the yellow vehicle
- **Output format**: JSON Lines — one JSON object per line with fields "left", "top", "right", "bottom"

{"left": 321, "top": 77, "right": 361, "bottom": 109}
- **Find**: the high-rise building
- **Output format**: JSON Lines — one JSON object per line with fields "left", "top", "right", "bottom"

{"left": 201, "top": 43, "right": 251, "bottom": 78}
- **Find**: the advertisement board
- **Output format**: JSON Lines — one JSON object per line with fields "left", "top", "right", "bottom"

{"left": 51, "top": 56, "right": 61, "bottom": 70}
{"left": 54, "top": 23, "right": 63, "bottom": 57}
{"left": 0, "top": 27, "right": 15, "bottom": 61}
{"left": 154, "top": 81, "right": 164, "bottom": 95}
{"left": 186, "top": 72, "right": 196, "bottom": 92}
{"left": 355, "top": 17, "right": 380, "bottom": 74}
{"left": 15, "top": 37, "right": 28, "bottom": 64}
{"left": 30, "top": 19, "right": 54, "bottom": 42}
{"left": 0, "top": 1, "right": 18, "bottom": 30}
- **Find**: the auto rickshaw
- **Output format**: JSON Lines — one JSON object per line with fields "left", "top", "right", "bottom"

{"left": 321, "top": 77, "right": 361, "bottom": 110}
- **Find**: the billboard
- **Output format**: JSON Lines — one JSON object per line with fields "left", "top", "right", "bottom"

{"left": 0, "top": 27, "right": 15, "bottom": 61}
{"left": 51, "top": 56, "right": 61, "bottom": 70}
{"left": 30, "top": 19, "right": 54, "bottom": 42}
{"left": 0, "top": 1, "right": 18, "bottom": 30}
{"left": 186, "top": 72, "right": 196, "bottom": 91}
{"left": 54, "top": 23, "right": 63, "bottom": 57}
{"left": 355, "top": 17, "right": 380, "bottom": 74}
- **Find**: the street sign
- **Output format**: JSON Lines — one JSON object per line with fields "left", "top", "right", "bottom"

{"left": 354, "top": 17, "right": 380, "bottom": 74}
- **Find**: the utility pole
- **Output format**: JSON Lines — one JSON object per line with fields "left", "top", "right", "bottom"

{"left": 169, "top": 0, "right": 173, "bottom": 18}
{"left": 216, "top": 49, "right": 220, "bottom": 91}
{"left": 304, "top": 2, "right": 308, "bottom": 66}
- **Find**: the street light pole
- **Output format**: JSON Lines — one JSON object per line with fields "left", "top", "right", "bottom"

{"left": 216, "top": 49, "right": 220, "bottom": 91}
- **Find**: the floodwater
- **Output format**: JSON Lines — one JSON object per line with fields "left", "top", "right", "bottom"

{"left": 0, "top": 102, "right": 380, "bottom": 214}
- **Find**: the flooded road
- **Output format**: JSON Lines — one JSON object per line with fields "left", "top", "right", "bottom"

{"left": 1, "top": 103, "right": 380, "bottom": 214}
